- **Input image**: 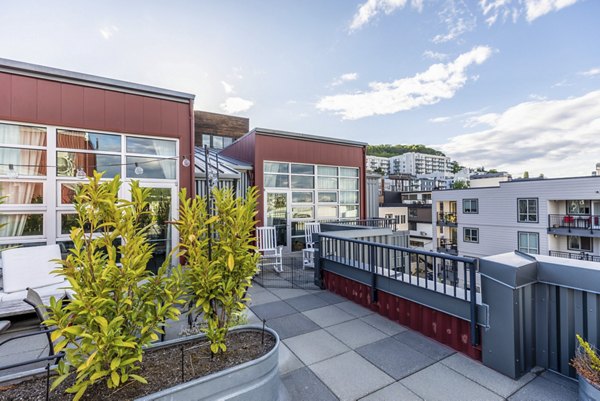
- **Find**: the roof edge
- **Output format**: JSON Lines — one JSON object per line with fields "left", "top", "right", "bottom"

{"left": 252, "top": 127, "right": 368, "bottom": 147}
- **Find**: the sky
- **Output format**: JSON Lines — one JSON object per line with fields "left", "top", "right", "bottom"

{"left": 1, "top": 0, "right": 599, "bottom": 178}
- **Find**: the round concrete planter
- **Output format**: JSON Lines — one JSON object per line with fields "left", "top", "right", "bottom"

{"left": 136, "top": 325, "right": 281, "bottom": 401}
{"left": 0, "top": 325, "right": 281, "bottom": 401}
{"left": 578, "top": 374, "right": 600, "bottom": 401}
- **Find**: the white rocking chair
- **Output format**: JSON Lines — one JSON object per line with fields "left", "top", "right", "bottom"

{"left": 303, "top": 222, "right": 321, "bottom": 269}
{"left": 256, "top": 226, "right": 283, "bottom": 273}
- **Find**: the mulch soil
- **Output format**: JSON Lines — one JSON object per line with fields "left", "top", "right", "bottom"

{"left": 0, "top": 330, "right": 275, "bottom": 401}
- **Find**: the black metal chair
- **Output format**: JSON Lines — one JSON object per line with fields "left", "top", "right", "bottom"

{"left": 22, "top": 287, "right": 56, "bottom": 356}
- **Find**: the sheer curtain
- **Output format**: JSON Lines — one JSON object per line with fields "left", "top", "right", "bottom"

{"left": 153, "top": 140, "right": 176, "bottom": 179}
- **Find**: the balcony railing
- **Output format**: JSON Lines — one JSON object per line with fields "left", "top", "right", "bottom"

{"left": 437, "top": 239, "right": 458, "bottom": 255}
{"left": 437, "top": 212, "right": 457, "bottom": 226}
{"left": 548, "top": 214, "right": 600, "bottom": 232}
{"left": 321, "top": 217, "right": 398, "bottom": 231}
{"left": 549, "top": 250, "right": 600, "bottom": 262}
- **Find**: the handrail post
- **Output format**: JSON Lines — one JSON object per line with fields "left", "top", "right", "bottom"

{"left": 369, "top": 244, "right": 378, "bottom": 303}
{"left": 469, "top": 261, "right": 479, "bottom": 346}
{"left": 314, "top": 234, "right": 324, "bottom": 289}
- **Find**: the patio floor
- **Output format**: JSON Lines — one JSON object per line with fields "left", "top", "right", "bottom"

{"left": 0, "top": 285, "right": 579, "bottom": 400}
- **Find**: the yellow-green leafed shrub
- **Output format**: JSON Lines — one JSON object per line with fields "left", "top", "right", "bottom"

{"left": 572, "top": 334, "right": 600, "bottom": 387}
{"left": 45, "top": 172, "right": 184, "bottom": 400}
{"left": 175, "top": 186, "right": 259, "bottom": 354}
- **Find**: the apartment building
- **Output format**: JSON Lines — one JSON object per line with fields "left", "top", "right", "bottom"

{"left": 432, "top": 176, "right": 600, "bottom": 262}
{"left": 195, "top": 110, "right": 248, "bottom": 150}
{"left": 389, "top": 152, "right": 452, "bottom": 176}
{"left": 366, "top": 155, "right": 389, "bottom": 174}
{"left": 380, "top": 190, "right": 433, "bottom": 250}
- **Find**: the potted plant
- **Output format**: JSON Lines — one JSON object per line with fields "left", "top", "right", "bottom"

{"left": 572, "top": 334, "right": 600, "bottom": 401}
{"left": 0, "top": 175, "right": 279, "bottom": 401}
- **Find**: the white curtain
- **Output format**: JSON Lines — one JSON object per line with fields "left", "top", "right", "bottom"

{"left": 0, "top": 125, "right": 45, "bottom": 238}
{"left": 153, "top": 140, "right": 176, "bottom": 180}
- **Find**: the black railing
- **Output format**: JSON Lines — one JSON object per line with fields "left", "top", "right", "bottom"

{"left": 321, "top": 217, "right": 398, "bottom": 231}
{"left": 548, "top": 214, "right": 600, "bottom": 232}
{"left": 253, "top": 254, "right": 319, "bottom": 290}
{"left": 437, "top": 239, "right": 458, "bottom": 255}
{"left": 549, "top": 250, "right": 600, "bottom": 262}
{"left": 437, "top": 212, "right": 457, "bottom": 226}
{"left": 318, "top": 234, "right": 479, "bottom": 345}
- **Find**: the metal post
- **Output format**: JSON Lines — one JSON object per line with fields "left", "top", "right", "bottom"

{"left": 204, "top": 145, "right": 212, "bottom": 262}
{"left": 369, "top": 244, "right": 378, "bottom": 303}
{"left": 469, "top": 261, "right": 479, "bottom": 346}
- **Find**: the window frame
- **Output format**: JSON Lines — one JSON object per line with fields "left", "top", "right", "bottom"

{"left": 463, "top": 199, "right": 479, "bottom": 214}
{"left": 567, "top": 235, "right": 593, "bottom": 252}
{"left": 517, "top": 231, "right": 539, "bottom": 254}
{"left": 463, "top": 227, "right": 479, "bottom": 243}
{"left": 517, "top": 198, "right": 539, "bottom": 223}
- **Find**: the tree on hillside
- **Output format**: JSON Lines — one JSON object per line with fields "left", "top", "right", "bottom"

{"left": 523, "top": 171, "right": 529, "bottom": 179}
{"left": 452, "top": 181, "right": 470, "bottom": 189}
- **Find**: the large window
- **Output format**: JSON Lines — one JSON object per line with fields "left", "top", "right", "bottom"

{"left": 568, "top": 236, "right": 593, "bottom": 252}
{"left": 518, "top": 232, "right": 539, "bottom": 254}
{"left": 464, "top": 227, "right": 479, "bottom": 243}
{"left": 201, "top": 134, "right": 234, "bottom": 150}
{"left": 568, "top": 200, "right": 591, "bottom": 215}
{"left": 518, "top": 199, "right": 538, "bottom": 223}
{"left": 463, "top": 199, "right": 478, "bottom": 214}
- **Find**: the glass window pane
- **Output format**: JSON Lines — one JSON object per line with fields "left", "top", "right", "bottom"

{"left": 292, "top": 222, "right": 306, "bottom": 236}
{"left": 340, "top": 205, "right": 358, "bottom": 218}
{"left": 318, "top": 205, "right": 337, "bottom": 218}
{"left": 60, "top": 213, "right": 78, "bottom": 235}
{"left": 292, "top": 207, "right": 313, "bottom": 219}
{"left": 291, "top": 237, "right": 306, "bottom": 252}
{"left": 340, "top": 191, "right": 359, "bottom": 204}
{"left": 340, "top": 167, "right": 359, "bottom": 177}
{"left": 318, "top": 166, "right": 338, "bottom": 176}
{"left": 340, "top": 178, "right": 359, "bottom": 190}
{"left": 291, "top": 164, "right": 314, "bottom": 175}
{"left": 292, "top": 192, "right": 313, "bottom": 203}
{"left": 264, "top": 162, "right": 289, "bottom": 174}
{"left": 126, "top": 156, "right": 176, "bottom": 179}
{"left": 57, "top": 130, "right": 121, "bottom": 152}
{"left": 582, "top": 237, "right": 592, "bottom": 251}
{"left": 0, "top": 123, "right": 46, "bottom": 146}
{"left": 291, "top": 175, "right": 314, "bottom": 189}
{"left": 0, "top": 214, "right": 43, "bottom": 237}
{"left": 0, "top": 147, "right": 47, "bottom": 176}
{"left": 126, "top": 137, "right": 176, "bottom": 156}
{"left": 318, "top": 192, "right": 337, "bottom": 203}
{"left": 202, "top": 134, "right": 211, "bottom": 147}
{"left": 264, "top": 174, "right": 289, "bottom": 188}
{"left": 59, "top": 183, "right": 82, "bottom": 204}
{"left": 57, "top": 152, "right": 121, "bottom": 178}
{"left": 213, "top": 136, "right": 224, "bottom": 149}
{"left": 318, "top": 177, "right": 337, "bottom": 189}
{"left": 0, "top": 182, "right": 43, "bottom": 204}
{"left": 223, "top": 137, "right": 233, "bottom": 146}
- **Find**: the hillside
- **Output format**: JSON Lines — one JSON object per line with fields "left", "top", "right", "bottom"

{"left": 367, "top": 144, "right": 445, "bottom": 158}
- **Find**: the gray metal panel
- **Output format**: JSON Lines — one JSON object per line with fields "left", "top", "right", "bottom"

{"left": 535, "top": 284, "right": 550, "bottom": 368}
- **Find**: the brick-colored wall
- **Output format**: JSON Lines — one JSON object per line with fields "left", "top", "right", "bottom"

{"left": 194, "top": 110, "right": 248, "bottom": 146}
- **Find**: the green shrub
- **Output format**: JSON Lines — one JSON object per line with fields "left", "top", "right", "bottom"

{"left": 175, "top": 186, "right": 259, "bottom": 353}
{"left": 46, "top": 172, "right": 184, "bottom": 400}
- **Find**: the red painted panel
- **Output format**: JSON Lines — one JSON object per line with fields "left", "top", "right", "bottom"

{"left": 37, "top": 80, "right": 61, "bottom": 124}
{"left": 104, "top": 91, "right": 125, "bottom": 132}
{"left": 0, "top": 73, "right": 12, "bottom": 118}
{"left": 83, "top": 87, "right": 105, "bottom": 128}
{"left": 60, "top": 83, "right": 84, "bottom": 127}
{"left": 323, "top": 271, "right": 482, "bottom": 361}
{"left": 142, "top": 97, "right": 162, "bottom": 135}
{"left": 124, "top": 94, "right": 144, "bottom": 133}
{"left": 160, "top": 101, "right": 178, "bottom": 135}
{"left": 11, "top": 75, "right": 37, "bottom": 121}
{"left": 177, "top": 102, "right": 189, "bottom": 138}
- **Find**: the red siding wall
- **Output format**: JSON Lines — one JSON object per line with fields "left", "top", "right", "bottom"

{"left": 323, "top": 271, "right": 482, "bottom": 360}
{"left": 0, "top": 72, "right": 194, "bottom": 194}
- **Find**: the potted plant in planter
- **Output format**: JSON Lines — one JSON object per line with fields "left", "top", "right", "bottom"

{"left": 572, "top": 334, "right": 600, "bottom": 401}
{"left": 0, "top": 176, "right": 279, "bottom": 401}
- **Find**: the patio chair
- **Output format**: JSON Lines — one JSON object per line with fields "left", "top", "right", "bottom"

{"left": 0, "top": 244, "right": 71, "bottom": 303}
{"left": 303, "top": 222, "right": 321, "bottom": 269}
{"left": 256, "top": 226, "right": 283, "bottom": 273}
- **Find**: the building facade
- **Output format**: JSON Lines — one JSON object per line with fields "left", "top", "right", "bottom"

{"left": 221, "top": 128, "right": 367, "bottom": 251}
{"left": 0, "top": 58, "right": 195, "bottom": 270}
{"left": 389, "top": 152, "right": 452, "bottom": 176}
{"left": 432, "top": 176, "right": 600, "bottom": 261}
{"left": 194, "top": 110, "right": 248, "bottom": 150}
{"left": 366, "top": 155, "right": 389, "bottom": 174}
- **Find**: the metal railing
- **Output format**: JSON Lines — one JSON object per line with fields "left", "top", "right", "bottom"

{"left": 549, "top": 250, "right": 600, "bottom": 262}
{"left": 318, "top": 233, "right": 480, "bottom": 345}
{"left": 437, "top": 212, "right": 457, "bottom": 225}
{"left": 253, "top": 254, "right": 319, "bottom": 290}
{"left": 548, "top": 214, "right": 600, "bottom": 231}
{"left": 437, "top": 239, "right": 458, "bottom": 255}
{"left": 321, "top": 217, "right": 398, "bottom": 231}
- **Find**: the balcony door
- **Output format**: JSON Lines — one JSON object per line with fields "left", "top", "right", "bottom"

{"left": 264, "top": 190, "right": 290, "bottom": 253}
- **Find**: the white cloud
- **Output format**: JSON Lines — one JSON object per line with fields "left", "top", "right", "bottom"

{"left": 316, "top": 46, "right": 492, "bottom": 120}
{"left": 429, "top": 116, "right": 452, "bottom": 123}
{"left": 479, "top": 0, "right": 579, "bottom": 25}
{"left": 529, "top": 93, "right": 548, "bottom": 100}
{"left": 432, "top": 0, "right": 477, "bottom": 43}
{"left": 429, "top": 107, "right": 490, "bottom": 124}
{"left": 349, "top": 0, "right": 423, "bottom": 32}
{"left": 99, "top": 26, "right": 119, "bottom": 40}
{"left": 220, "top": 97, "right": 254, "bottom": 114}
{"left": 463, "top": 112, "right": 500, "bottom": 127}
{"left": 438, "top": 90, "right": 600, "bottom": 177}
{"left": 221, "top": 81, "right": 234, "bottom": 94}
{"left": 331, "top": 72, "right": 359, "bottom": 87}
{"left": 580, "top": 68, "right": 600, "bottom": 77}
{"left": 423, "top": 50, "right": 448, "bottom": 61}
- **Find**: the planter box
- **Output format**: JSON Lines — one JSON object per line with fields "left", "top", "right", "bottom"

{"left": 0, "top": 325, "right": 281, "bottom": 401}
{"left": 578, "top": 374, "right": 600, "bottom": 401}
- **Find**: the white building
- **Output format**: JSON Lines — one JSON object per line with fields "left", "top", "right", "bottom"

{"left": 366, "top": 155, "right": 390, "bottom": 174}
{"left": 389, "top": 152, "right": 452, "bottom": 176}
{"left": 432, "top": 176, "right": 600, "bottom": 262}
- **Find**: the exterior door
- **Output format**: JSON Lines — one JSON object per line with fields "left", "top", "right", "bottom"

{"left": 264, "top": 191, "right": 290, "bottom": 252}
{"left": 127, "top": 182, "right": 178, "bottom": 272}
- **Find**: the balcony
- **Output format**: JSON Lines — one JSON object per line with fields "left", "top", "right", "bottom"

{"left": 547, "top": 214, "right": 600, "bottom": 237}
{"left": 549, "top": 250, "right": 600, "bottom": 262}
{"left": 437, "top": 212, "right": 457, "bottom": 227}
{"left": 437, "top": 239, "right": 458, "bottom": 255}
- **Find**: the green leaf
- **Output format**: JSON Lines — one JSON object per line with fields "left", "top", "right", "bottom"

{"left": 110, "top": 357, "right": 121, "bottom": 371}
{"left": 227, "top": 253, "right": 235, "bottom": 271}
{"left": 130, "top": 374, "right": 148, "bottom": 384}
{"left": 50, "top": 373, "right": 70, "bottom": 391}
{"left": 111, "top": 371, "right": 120, "bottom": 387}
{"left": 73, "top": 384, "right": 88, "bottom": 401}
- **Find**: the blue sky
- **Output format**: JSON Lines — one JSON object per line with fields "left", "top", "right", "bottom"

{"left": 1, "top": 0, "right": 598, "bottom": 177}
